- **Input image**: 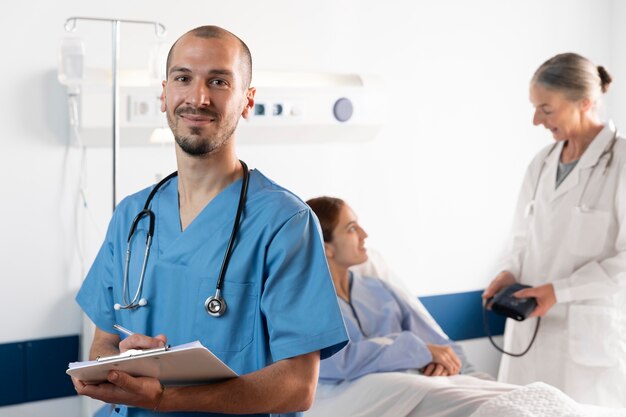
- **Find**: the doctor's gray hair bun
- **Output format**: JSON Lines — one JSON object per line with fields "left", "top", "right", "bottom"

{"left": 597, "top": 66, "right": 612, "bottom": 93}
{"left": 532, "top": 52, "right": 610, "bottom": 101}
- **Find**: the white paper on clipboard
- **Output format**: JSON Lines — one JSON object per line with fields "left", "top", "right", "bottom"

{"left": 67, "top": 340, "right": 238, "bottom": 385}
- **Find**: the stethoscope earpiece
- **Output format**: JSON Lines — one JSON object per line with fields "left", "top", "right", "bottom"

{"left": 113, "top": 299, "right": 148, "bottom": 310}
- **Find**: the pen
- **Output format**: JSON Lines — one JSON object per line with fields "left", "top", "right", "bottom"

{"left": 113, "top": 324, "right": 135, "bottom": 336}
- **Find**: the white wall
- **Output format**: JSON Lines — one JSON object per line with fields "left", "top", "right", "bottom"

{"left": 0, "top": 0, "right": 619, "bottom": 415}
{"left": 609, "top": 0, "right": 626, "bottom": 131}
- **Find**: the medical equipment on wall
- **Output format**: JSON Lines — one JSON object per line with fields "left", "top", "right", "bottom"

{"left": 483, "top": 284, "right": 541, "bottom": 357}
{"left": 524, "top": 130, "right": 619, "bottom": 217}
{"left": 61, "top": 17, "right": 167, "bottom": 211}
{"left": 58, "top": 37, "right": 85, "bottom": 91}
{"left": 238, "top": 71, "right": 386, "bottom": 142}
{"left": 73, "top": 70, "right": 386, "bottom": 147}
{"left": 115, "top": 160, "right": 249, "bottom": 317}
{"left": 58, "top": 37, "right": 85, "bottom": 132}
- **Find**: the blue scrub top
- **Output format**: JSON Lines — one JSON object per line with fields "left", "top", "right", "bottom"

{"left": 76, "top": 169, "right": 348, "bottom": 417}
{"left": 319, "top": 271, "right": 469, "bottom": 383}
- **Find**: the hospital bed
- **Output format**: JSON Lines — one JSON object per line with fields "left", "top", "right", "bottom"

{"left": 305, "top": 250, "right": 626, "bottom": 417}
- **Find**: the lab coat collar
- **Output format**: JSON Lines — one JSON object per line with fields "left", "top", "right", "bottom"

{"left": 576, "top": 120, "right": 616, "bottom": 169}
{"left": 547, "top": 121, "right": 615, "bottom": 201}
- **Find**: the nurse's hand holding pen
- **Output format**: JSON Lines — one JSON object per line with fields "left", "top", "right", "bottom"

{"left": 72, "top": 325, "right": 169, "bottom": 411}
{"left": 113, "top": 323, "right": 169, "bottom": 353}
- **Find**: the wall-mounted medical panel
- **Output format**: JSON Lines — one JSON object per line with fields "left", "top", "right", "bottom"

{"left": 237, "top": 72, "right": 386, "bottom": 143}
{"left": 75, "top": 83, "right": 165, "bottom": 147}
{"left": 69, "top": 71, "right": 385, "bottom": 146}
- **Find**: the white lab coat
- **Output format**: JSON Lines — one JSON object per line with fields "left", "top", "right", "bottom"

{"left": 498, "top": 121, "right": 626, "bottom": 408}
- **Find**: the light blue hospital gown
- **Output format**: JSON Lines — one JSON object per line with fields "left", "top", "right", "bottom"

{"left": 76, "top": 169, "right": 349, "bottom": 417}
{"left": 320, "top": 271, "right": 469, "bottom": 383}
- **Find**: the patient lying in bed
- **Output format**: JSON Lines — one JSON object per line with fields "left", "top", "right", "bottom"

{"left": 306, "top": 196, "right": 625, "bottom": 417}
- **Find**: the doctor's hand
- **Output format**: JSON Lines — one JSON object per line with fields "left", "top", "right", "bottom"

{"left": 514, "top": 283, "right": 556, "bottom": 317}
{"left": 425, "top": 344, "right": 462, "bottom": 376}
{"left": 482, "top": 271, "right": 517, "bottom": 307}
{"left": 73, "top": 371, "right": 166, "bottom": 411}
{"left": 119, "top": 333, "right": 168, "bottom": 353}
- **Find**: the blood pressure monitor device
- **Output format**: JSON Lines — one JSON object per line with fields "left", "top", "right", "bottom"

{"left": 491, "top": 283, "right": 537, "bottom": 321}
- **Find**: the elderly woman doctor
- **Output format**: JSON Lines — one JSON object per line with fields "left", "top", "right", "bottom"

{"left": 483, "top": 52, "right": 626, "bottom": 407}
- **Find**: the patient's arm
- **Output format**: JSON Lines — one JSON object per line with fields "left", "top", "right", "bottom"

{"left": 322, "top": 274, "right": 467, "bottom": 382}
{"left": 383, "top": 280, "right": 469, "bottom": 373}
{"left": 355, "top": 254, "right": 478, "bottom": 374}
{"left": 319, "top": 330, "right": 434, "bottom": 382}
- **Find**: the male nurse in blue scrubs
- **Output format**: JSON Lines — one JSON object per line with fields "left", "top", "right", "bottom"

{"left": 72, "top": 25, "right": 348, "bottom": 417}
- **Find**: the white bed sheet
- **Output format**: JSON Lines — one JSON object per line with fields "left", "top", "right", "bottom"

{"left": 471, "top": 382, "right": 626, "bottom": 417}
{"left": 307, "top": 372, "right": 429, "bottom": 417}
{"left": 307, "top": 373, "right": 514, "bottom": 417}
{"left": 306, "top": 373, "right": 626, "bottom": 417}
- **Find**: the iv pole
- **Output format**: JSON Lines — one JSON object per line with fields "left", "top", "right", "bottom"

{"left": 63, "top": 17, "right": 167, "bottom": 212}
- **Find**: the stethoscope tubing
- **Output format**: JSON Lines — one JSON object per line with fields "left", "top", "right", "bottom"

{"left": 116, "top": 161, "right": 249, "bottom": 313}
{"left": 215, "top": 163, "right": 249, "bottom": 293}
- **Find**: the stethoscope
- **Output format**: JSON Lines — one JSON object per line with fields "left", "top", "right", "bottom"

{"left": 524, "top": 130, "right": 618, "bottom": 218}
{"left": 114, "top": 160, "right": 250, "bottom": 317}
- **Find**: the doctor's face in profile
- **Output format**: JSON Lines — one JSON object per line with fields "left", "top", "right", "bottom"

{"left": 161, "top": 33, "right": 255, "bottom": 156}
{"left": 529, "top": 83, "right": 589, "bottom": 142}
{"left": 326, "top": 204, "right": 369, "bottom": 268}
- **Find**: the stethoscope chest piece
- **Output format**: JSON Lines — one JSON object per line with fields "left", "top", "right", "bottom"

{"left": 205, "top": 290, "right": 227, "bottom": 317}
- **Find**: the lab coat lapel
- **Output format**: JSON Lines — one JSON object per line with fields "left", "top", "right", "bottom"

{"left": 547, "top": 123, "right": 615, "bottom": 203}
{"left": 548, "top": 154, "right": 579, "bottom": 202}
{"left": 542, "top": 141, "right": 570, "bottom": 203}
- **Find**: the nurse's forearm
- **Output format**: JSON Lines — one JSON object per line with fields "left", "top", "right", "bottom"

{"left": 89, "top": 327, "right": 121, "bottom": 360}
{"left": 158, "top": 350, "right": 320, "bottom": 414}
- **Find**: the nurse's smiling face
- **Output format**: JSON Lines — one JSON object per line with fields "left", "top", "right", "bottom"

{"left": 161, "top": 33, "right": 255, "bottom": 157}
{"left": 326, "top": 204, "right": 369, "bottom": 269}
{"left": 530, "top": 83, "right": 588, "bottom": 142}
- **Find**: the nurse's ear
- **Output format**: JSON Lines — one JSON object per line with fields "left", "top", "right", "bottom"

{"left": 579, "top": 96, "right": 594, "bottom": 113}
{"left": 241, "top": 87, "right": 256, "bottom": 119}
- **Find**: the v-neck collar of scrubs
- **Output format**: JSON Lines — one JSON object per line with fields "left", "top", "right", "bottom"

{"left": 153, "top": 172, "right": 248, "bottom": 260}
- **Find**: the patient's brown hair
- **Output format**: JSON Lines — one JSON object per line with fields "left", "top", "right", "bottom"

{"left": 306, "top": 196, "right": 345, "bottom": 242}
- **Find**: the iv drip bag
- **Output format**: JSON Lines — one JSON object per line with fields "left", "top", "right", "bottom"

{"left": 58, "top": 37, "right": 85, "bottom": 91}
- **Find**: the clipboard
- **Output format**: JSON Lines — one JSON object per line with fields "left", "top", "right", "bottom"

{"left": 67, "top": 340, "right": 238, "bottom": 385}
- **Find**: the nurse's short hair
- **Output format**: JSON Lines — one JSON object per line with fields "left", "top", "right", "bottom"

{"left": 531, "top": 52, "right": 612, "bottom": 102}
{"left": 307, "top": 196, "right": 345, "bottom": 242}
{"left": 165, "top": 25, "right": 253, "bottom": 88}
